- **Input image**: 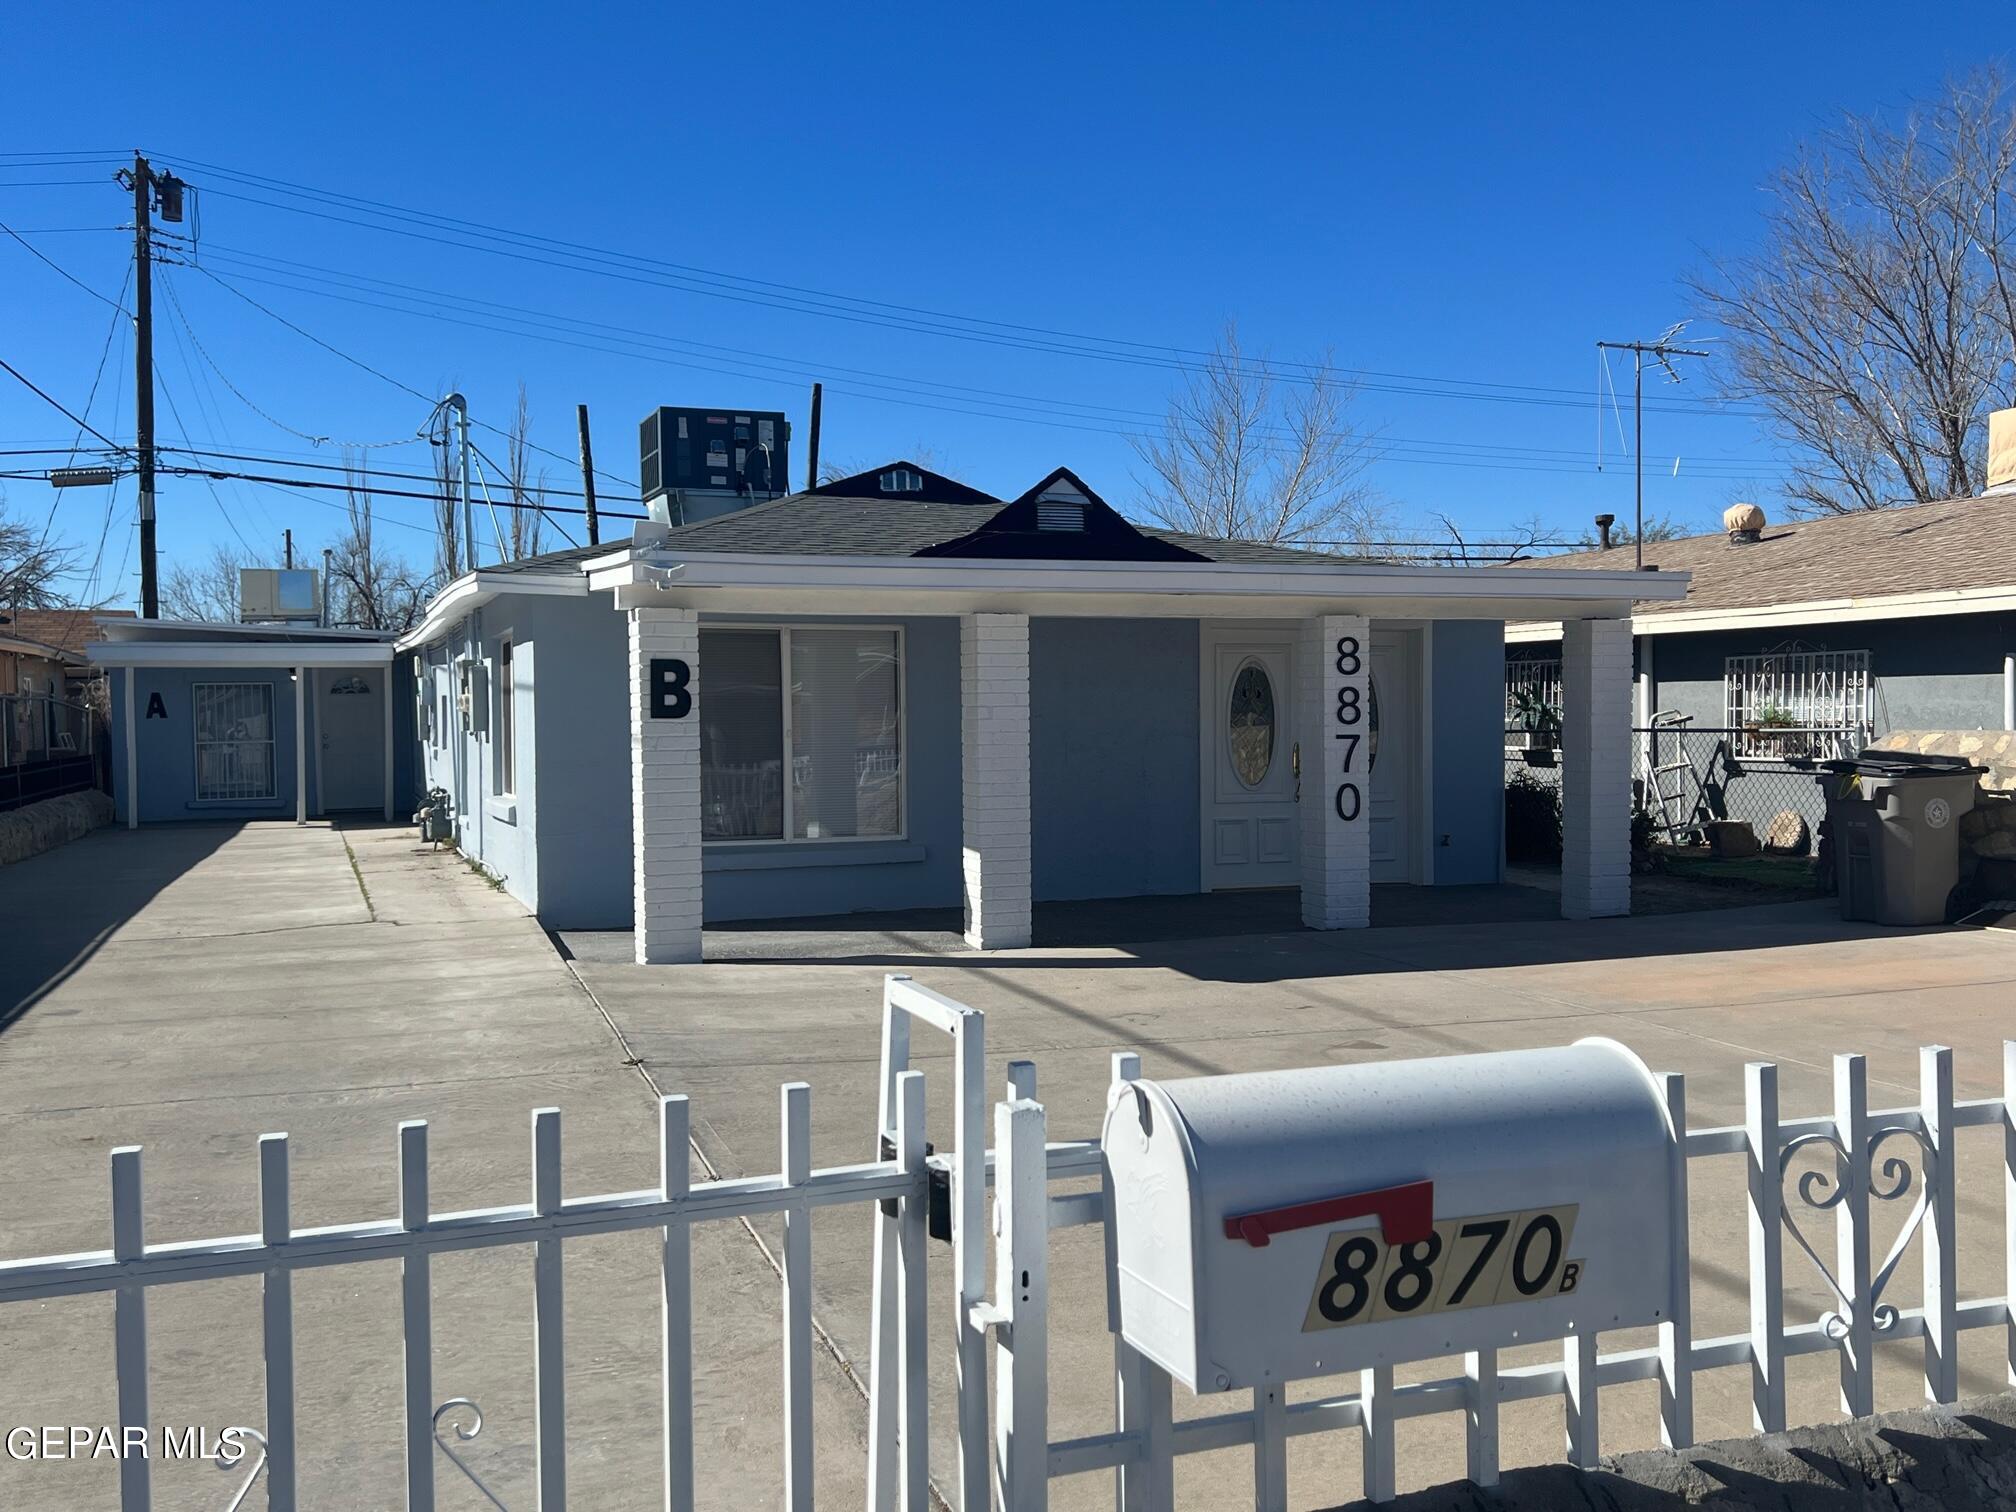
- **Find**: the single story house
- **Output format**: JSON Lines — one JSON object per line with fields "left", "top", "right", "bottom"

{"left": 396, "top": 462, "right": 1686, "bottom": 962}
{"left": 92, "top": 619, "right": 416, "bottom": 827}
{"left": 1504, "top": 456, "right": 2016, "bottom": 840}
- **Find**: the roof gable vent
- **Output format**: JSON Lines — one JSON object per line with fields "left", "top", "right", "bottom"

{"left": 1037, "top": 500, "right": 1086, "bottom": 532}
{"left": 880, "top": 467, "right": 924, "bottom": 494}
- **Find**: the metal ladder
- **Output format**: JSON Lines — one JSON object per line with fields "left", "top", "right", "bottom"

{"left": 1646, "top": 712, "right": 1706, "bottom": 844}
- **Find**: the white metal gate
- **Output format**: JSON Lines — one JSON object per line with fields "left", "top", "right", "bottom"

{"left": 1, "top": 978, "right": 2011, "bottom": 1510}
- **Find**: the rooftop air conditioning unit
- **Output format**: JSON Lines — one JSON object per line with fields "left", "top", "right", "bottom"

{"left": 239, "top": 568, "right": 322, "bottom": 625}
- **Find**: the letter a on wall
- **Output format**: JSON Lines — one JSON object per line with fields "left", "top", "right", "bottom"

{"left": 144, "top": 692, "right": 168, "bottom": 720}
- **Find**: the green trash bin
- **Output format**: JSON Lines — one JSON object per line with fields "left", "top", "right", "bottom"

{"left": 1819, "top": 752, "right": 1985, "bottom": 925}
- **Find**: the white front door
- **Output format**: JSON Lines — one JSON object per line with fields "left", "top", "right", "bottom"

{"left": 1368, "top": 629, "right": 1418, "bottom": 883}
{"left": 317, "top": 670, "right": 384, "bottom": 812}
{"left": 1202, "top": 630, "right": 1298, "bottom": 889}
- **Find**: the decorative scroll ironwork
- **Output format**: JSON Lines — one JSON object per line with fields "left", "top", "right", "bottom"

{"left": 1778, "top": 1125, "right": 1934, "bottom": 1341}
{"left": 215, "top": 1427, "right": 266, "bottom": 1512}
{"left": 434, "top": 1397, "right": 510, "bottom": 1509}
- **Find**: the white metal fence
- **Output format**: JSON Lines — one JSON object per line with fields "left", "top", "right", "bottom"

{"left": 2, "top": 978, "right": 2012, "bottom": 1510}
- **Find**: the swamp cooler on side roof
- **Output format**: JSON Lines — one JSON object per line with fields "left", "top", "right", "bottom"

{"left": 639, "top": 405, "right": 792, "bottom": 527}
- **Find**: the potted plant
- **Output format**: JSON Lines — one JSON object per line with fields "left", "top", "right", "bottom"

{"left": 1509, "top": 687, "right": 1562, "bottom": 766}
{"left": 1750, "top": 701, "right": 1801, "bottom": 757}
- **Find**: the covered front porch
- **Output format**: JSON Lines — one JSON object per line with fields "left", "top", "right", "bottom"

{"left": 592, "top": 543, "right": 1683, "bottom": 964}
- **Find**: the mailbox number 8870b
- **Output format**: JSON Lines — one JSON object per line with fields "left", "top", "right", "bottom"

{"left": 1301, "top": 1205, "right": 1582, "bottom": 1333}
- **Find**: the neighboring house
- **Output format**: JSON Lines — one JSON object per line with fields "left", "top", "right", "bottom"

{"left": 1507, "top": 488, "right": 2016, "bottom": 744}
{"left": 396, "top": 461, "right": 1685, "bottom": 961}
{"left": 92, "top": 620, "right": 417, "bottom": 826}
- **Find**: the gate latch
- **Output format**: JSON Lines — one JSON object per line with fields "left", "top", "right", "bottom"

{"left": 879, "top": 1135, "right": 952, "bottom": 1242}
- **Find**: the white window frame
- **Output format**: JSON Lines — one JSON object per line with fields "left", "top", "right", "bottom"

{"left": 495, "top": 637, "right": 516, "bottom": 796}
{"left": 700, "top": 623, "right": 908, "bottom": 847}
{"left": 192, "top": 681, "right": 277, "bottom": 802}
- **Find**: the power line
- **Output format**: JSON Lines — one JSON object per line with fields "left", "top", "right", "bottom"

{"left": 157, "top": 153, "right": 1762, "bottom": 418}
{"left": 0, "top": 216, "right": 131, "bottom": 313}
{"left": 0, "top": 354, "right": 128, "bottom": 451}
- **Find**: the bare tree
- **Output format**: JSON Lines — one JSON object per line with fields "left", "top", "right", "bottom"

{"left": 161, "top": 544, "right": 270, "bottom": 622}
{"left": 1132, "top": 324, "right": 1387, "bottom": 550}
{"left": 505, "top": 382, "right": 548, "bottom": 561}
{"left": 1427, "top": 513, "right": 1566, "bottom": 565}
{"left": 0, "top": 498, "right": 80, "bottom": 610}
{"left": 327, "top": 458, "right": 429, "bottom": 632}
{"left": 1692, "top": 68, "right": 2016, "bottom": 514}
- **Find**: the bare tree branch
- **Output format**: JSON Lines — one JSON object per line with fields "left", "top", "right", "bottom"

{"left": 1130, "top": 323, "right": 1390, "bottom": 552}
{"left": 1691, "top": 67, "right": 2016, "bottom": 514}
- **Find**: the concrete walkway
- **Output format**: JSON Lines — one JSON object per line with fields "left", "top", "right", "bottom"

{"left": 564, "top": 896, "right": 2016, "bottom": 1506}
{"left": 0, "top": 822, "right": 863, "bottom": 1511}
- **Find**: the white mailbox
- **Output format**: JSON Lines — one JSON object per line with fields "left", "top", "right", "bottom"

{"left": 1102, "top": 1040, "right": 1676, "bottom": 1394}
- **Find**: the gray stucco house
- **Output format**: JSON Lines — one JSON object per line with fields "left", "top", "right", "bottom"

{"left": 394, "top": 462, "right": 1682, "bottom": 962}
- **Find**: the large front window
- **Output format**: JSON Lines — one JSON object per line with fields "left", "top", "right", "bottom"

{"left": 194, "top": 683, "right": 276, "bottom": 801}
{"left": 700, "top": 627, "right": 903, "bottom": 842}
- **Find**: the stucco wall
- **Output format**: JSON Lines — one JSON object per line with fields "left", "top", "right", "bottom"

{"left": 112, "top": 665, "right": 312, "bottom": 824}
{"left": 1031, "top": 617, "right": 1201, "bottom": 901}
{"left": 1429, "top": 620, "right": 1506, "bottom": 884}
{"left": 1643, "top": 611, "right": 2016, "bottom": 735}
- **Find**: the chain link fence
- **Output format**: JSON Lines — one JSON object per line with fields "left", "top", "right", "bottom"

{"left": 1504, "top": 725, "right": 1838, "bottom": 863}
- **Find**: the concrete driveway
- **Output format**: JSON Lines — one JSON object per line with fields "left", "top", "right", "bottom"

{"left": 0, "top": 823, "right": 865, "bottom": 1511}
{"left": 562, "top": 897, "right": 2016, "bottom": 1507}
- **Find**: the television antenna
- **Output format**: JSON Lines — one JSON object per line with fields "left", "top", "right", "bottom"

{"left": 1596, "top": 324, "right": 1709, "bottom": 569}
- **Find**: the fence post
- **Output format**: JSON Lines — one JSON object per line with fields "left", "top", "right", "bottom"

{"left": 1745, "top": 1063, "right": 1785, "bottom": 1432}
{"left": 781, "top": 1083, "right": 814, "bottom": 1512}
{"left": 1463, "top": 1350, "right": 1499, "bottom": 1487}
{"left": 895, "top": 1071, "right": 930, "bottom": 1512}
{"left": 1921, "top": 1046, "right": 1957, "bottom": 1404}
{"left": 1833, "top": 1054, "right": 1874, "bottom": 1418}
{"left": 111, "top": 1146, "right": 150, "bottom": 1512}
{"left": 661, "top": 1096, "right": 694, "bottom": 1512}
{"left": 954, "top": 1010, "right": 989, "bottom": 1512}
{"left": 260, "top": 1134, "right": 298, "bottom": 1512}
{"left": 533, "top": 1108, "right": 568, "bottom": 1510}
{"left": 994, "top": 1095, "right": 1049, "bottom": 1512}
{"left": 1658, "top": 1073, "right": 1694, "bottom": 1449}
{"left": 2006, "top": 1041, "right": 2016, "bottom": 1389}
{"left": 1253, "top": 1383, "right": 1288, "bottom": 1512}
{"left": 400, "top": 1121, "right": 434, "bottom": 1512}
{"left": 866, "top": 982, "right": 913, "bottom": 1512}
{"left": 1107, "top": 1051, "right": 1148, "bottom": 1512}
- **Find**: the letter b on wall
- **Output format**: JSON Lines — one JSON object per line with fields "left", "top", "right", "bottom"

{"left": 648, "top": 657, "right": 692, "bottom": 719}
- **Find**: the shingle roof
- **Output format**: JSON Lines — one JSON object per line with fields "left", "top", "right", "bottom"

{"left": 1509, "top": 491, "right": 2016, "bottom": 617}
{"left": 642, "top": 490, "right": 1362, "bottom": 564}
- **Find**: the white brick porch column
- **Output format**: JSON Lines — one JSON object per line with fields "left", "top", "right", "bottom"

{"left": 630, "top": 607, "right": 703, "bottom": 964}
{"left": 1560, "top": 616, "right": 1632, "bottom": 919}
{"left": 961, "top": 613, "right": 1032, "bottom": 950}
{"left": 1301, "top": 614, "right": 1373, "bottom": 929}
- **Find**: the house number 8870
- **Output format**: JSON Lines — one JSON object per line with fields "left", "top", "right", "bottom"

{"left": 1333, "top": 636, "right": 1362, "bottom": 822}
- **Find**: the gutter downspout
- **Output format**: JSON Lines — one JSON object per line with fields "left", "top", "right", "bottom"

{"left": 2004, "top": 653, "right": 2014, "bottom": 731}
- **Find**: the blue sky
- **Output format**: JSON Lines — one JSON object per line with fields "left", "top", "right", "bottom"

{"left": 3, "top": 3, "right": 2006, "bottom": 602}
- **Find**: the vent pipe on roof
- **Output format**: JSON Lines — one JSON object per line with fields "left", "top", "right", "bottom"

{"left": 1594, "top": 513, "right": 1615, "bottom": 550}
{"left": 1724, "top": 501, "right": 1766, "bottom": 544}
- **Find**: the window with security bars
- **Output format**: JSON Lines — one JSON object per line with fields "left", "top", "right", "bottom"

{"left": 698, "top": 627, "right": 903, "bottom": 842}
{"left": 1723, "top": 647, "right": 1872, "bottom": 760}
{"left": 1504, "top": 657, "right": 1563, "bottom": 738}
{"left": 194, "top": 683, "right": 276, "bottom": 800}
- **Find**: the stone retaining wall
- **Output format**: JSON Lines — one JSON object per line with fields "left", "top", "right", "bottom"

{"left": 0, "top": 789, "right": 114, "bottom": 867}
{"left": 1341, "top": 1392, "right": 2016, "bottom": 1510}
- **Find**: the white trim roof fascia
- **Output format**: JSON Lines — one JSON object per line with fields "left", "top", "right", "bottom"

{"left": 89, "top": 642, "right": 393, "bottom": 669}
{"left": 1506, "top": 581, "right": 2016, "bottom": 645}
{"left": 93, "top": 617, "right": 392, "bottom": 643}
{"left": 586, "top": 547, "right": 1691, "bottom": 606}
{"left": 395, "top": 569, "right": 588, "bottom": 654}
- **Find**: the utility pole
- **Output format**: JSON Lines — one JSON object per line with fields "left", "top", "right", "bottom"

{"left": 806, "top": 382, "right": 822, "bottom": 491}
{"left": 130, "top": 153, "right": 158, "bottom": 618}
{"left": 443, "top": 393, "right": 475, "bottom": 573}
{"left": 1596, "top": 327, "right": 1708, "bottom": 571}
{"left": 284, "top": 528, "right": 294, "bottom": 568}
{"left": 576, "top": 403, "right": 600, "bottom": 545}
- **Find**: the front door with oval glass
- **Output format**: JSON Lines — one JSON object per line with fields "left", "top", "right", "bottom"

{"left": 1203, "top": 633, "right": 1298, "bottom": 889}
